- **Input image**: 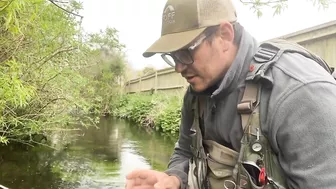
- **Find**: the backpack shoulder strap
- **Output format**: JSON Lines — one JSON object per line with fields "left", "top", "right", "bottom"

{"left": 267, "top": 39, "right": 332, "bottom": 72}
{"left": 247, "top": 39, "right": 334, "bottom": 83}
{"left": 237, "top": 82, "right": 260, "bottom": 130}
{"left": 240, "top": 37, "right": 336, "bottom": 130}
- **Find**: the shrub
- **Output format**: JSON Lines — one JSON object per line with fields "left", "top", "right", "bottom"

{"left": 112, "top": 93, "right": 183, "bottom": 134}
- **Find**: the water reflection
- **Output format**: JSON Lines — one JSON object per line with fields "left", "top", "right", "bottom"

{"left": 0, "top": 117, "right": 177, "bottom": 189}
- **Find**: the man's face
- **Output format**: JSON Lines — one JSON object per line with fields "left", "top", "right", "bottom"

{"left": 174, "top": 27, "right": 235, "bottom": 92}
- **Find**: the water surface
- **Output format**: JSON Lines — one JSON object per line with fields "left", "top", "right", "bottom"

{"left": 0, "top": 118, "right": 177, "bottom": 189}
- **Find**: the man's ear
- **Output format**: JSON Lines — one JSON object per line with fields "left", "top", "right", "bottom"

{"left": 218, "top": 21, "right": 234, "bottom": 52}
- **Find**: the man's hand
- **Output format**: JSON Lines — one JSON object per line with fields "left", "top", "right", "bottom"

{"left": 125, "top": 169, "right": 181, "bottom": 189}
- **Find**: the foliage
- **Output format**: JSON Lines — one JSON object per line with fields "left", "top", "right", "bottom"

{"left": 0, "top": 0, "right": 126, "bottom": 145}
{"left": 153, "top": 95, "right": 182, "bottom": 134}
{"left": 79, "top": 28, "right": 127, "bottom": 116}
{"left": 112, "top": 94, "right": 155, "bottom": 124}
{"left": 140, "top": 66, "right": 156, "bottom": 77}
{"left": 240, "top": 0, "right": 333, "bottom": 17}
{"left": 112, "top": 93, "right": 183, "bottom": 134}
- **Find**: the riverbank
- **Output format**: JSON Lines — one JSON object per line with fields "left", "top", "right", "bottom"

{"left": 111, "top": 92, "right": 183, "bottom": 135}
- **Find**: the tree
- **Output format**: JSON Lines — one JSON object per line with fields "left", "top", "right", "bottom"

{"left": 240, "top": 0, "right": 334, "bottom": 17}
{"left": 141, "top": 66, "right": 156, "bottom": 76}
{"left": 0, "top": 0, "right": 126, "bottom": 145}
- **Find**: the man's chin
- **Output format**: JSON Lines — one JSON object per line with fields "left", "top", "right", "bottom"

{"left": 190, "top": 84, "right": 206, "bottom": 93}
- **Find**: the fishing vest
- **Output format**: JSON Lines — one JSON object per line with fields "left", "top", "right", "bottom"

{"left": 188, "top": 39, "right": 334, "bottom": 189}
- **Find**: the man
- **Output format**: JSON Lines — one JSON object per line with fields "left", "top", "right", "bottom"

{"left": 125, "top": 0, "right": 336, "bottom": 188}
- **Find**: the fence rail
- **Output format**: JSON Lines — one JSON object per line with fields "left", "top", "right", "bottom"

{"left": 124, "top": 67, "right": 188, "bottom": 94}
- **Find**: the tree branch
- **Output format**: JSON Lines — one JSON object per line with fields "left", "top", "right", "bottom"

{"left": 40, "top": 71, "right": 63, "bottom": 91}
{"left": 36, "top": 46, "right": 78, "bottom": 70}
{"left": 239, "top": 0, "right": 288, "bottom": 5}
{"left": 52, "top": 0, "right": 70, "bottom": 4}
{"left": 8, "top": 138, "right": 34, "bottom": 147}
{"left": 35, "top": 97, "right": 67, "bottom": 115}
{"left": 0, "top": 35, "right": 25, "bottom": 63}
{"left": 0, "top": 0, "right": 15, "bottom": 12}
{"left": 48, "top": 0, "right": 83, "bottom": 18}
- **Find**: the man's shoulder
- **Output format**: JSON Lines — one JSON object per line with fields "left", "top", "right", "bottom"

{"left": 259, "top": 51, "right": 336, "bottom": 153}
{"left": 272, "top": 52, "right": 335, "bottom": 84}
{"left": 260, "top": 51, "right": 336, "bottom": 125}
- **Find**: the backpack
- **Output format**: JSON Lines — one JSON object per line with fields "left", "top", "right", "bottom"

{"left": 236, "top": 38, "right": 335, "bottom": 188}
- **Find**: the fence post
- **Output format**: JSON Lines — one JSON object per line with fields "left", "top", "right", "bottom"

{"left": 154, "top": 70, "right": 158, "bottom": 93}
{"left": 125, "top": 81, "right": 128, "bottom": 94}
{"left": 139, "top": 76, "right": 142, "bottom": 93}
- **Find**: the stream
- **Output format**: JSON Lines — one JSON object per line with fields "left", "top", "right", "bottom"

{"left": 0, "top": 117, "right": 177, "bottom": 189}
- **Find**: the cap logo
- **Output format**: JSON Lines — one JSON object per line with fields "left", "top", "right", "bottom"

{"left": 163, "top": 5, "right": 175, "bottom": 24}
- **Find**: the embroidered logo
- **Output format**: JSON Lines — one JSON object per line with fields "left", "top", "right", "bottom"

{"left": 163, "top": 5, "right": 175, "bottom": 24}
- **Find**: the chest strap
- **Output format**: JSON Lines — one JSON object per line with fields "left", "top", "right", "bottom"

{"left": 237, "top": 80, "right": 287, "bottom": 188}
{"left": 237, "top": 82, "right": 260, "bottom": 131}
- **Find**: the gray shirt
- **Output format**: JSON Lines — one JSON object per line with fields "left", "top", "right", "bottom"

{"left": 165, "top": 29, "right": 336, "bottom": 189}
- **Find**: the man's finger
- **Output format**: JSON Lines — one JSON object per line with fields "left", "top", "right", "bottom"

{"left": 134, "top": 177, "right": 146, "bottom": 185}
{"left": 126, "top": 179, "right": 155, "bottom": 189}
{"left": 127, "top": 169, "right": 159, "bottom": 185}
{"left": 132, "top": 185, "right": 155, "bottom": 189}
{"left": 126, "top": 169, "right": 149, "bottom": 179}
{"left": 125, "top": 179, "right": 134, "bottom": 189}
{"left": 126, "top": 169, "right": 140, "bottom": 180}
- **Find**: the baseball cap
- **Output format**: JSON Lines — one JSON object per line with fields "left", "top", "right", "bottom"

{"left": 143, "top": 0, "right": 237, "bottom": 58}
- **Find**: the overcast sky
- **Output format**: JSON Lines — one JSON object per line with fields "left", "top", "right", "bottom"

{"left": 79, "top": 0, "right": 336, "bottom": 71}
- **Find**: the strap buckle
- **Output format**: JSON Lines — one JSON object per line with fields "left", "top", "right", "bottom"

{"left": 237, "top": 101, "right": 254, "bottom": 114}
{"left": 254, "top": 46, "right": 278, "bottom": 63}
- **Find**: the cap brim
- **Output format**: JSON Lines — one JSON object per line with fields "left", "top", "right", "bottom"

{"left": 143, "top": 27, "right": 207, "bottom": 58}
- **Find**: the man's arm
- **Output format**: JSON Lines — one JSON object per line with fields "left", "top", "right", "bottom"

{"left": 270, "top": 81, "right": 336, "bottom": 188}
{"left": 164, "top": 93, "right": 194, "bottom": 189}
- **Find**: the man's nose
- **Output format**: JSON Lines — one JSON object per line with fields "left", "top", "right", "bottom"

{"left": 175, "top": 62, "right": 187, "bottom": 73}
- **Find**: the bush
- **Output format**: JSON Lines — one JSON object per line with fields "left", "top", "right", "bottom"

{"left": 112, "top": 93, "right": 183, "bottom": 134}
{"left": 153, "top": 95, "right": 181, "bottom": 134}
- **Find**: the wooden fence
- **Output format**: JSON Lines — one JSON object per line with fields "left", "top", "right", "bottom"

{"left": 124, "top": 67, "right": 187, "bottom": 94}
{"left": 276, "top": 20, "right": 336, "bottom": 68}
{"left": 125, "top": 20, "right": 336, "bottom": 94}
